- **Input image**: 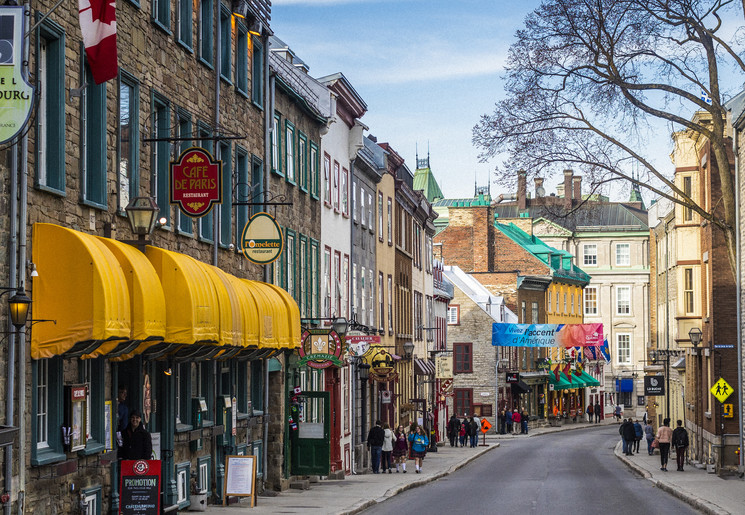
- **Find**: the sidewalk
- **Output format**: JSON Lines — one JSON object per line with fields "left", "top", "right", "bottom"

{"left": 615, "top": 442, "right": 745, "bottom": 515}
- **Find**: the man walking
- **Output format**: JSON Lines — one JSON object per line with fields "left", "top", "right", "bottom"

{"left": 621, "top": 418, "right": 636, "bottom": 455}
{"left": 367, "top": 420, "right": 385, "bottom": 473}
{"left": 672, "top": 420, "right": 689, "bottom": 471}
{"left": 447, "top": 414, "right": 461, "bottom": 447}
{"left": 594, "top": 401, "right": 602, "bottom": 423}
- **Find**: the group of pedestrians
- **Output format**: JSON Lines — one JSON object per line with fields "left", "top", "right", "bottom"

{"left": 367, "top": 420, "right": 430, "bottom": 474}
{"left": 497, "top": 408, "right": 529, "bottom": 435}
{"left": 618, "top": 415, "right": 690, "bottom": 472}
{"left": 619, "top": 417, "right": 644, "bottom": 455}
{"left": 586, "top": 401, "right": 602, "bottom": 423}
{"left": 446, "top": 413, "right": 482, "bottom": 448}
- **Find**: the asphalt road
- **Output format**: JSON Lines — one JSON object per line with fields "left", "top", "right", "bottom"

{"left": 362, "top": 425, "right": 701, "bottom": 515}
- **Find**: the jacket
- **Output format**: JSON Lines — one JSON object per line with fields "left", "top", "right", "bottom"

{"left": 672, "top": 427, "right": 689, "bottom": 447}
{"left": 393, "top": 432, "right": 408, "bottom": 453}
{"left": 120, "top": 424, "right": 152, "bottom": 460}
{"left": 512, "top": 411, "right": 522, "bottom": 423}
{"left": 447, "top": 416, "right": 461, "bottom": 436}
{"left": 621, "top": 420, "right": 636, "bottom": 440}
{"left": 408, "top": 432, "right": 429, "bottom": 452}
{"left": 633, "top": 422, "right": 643, "bottom": 439}
{"left": 382, "top": 428, "right": 394, "bottom": 452}
{"left": 644, "top": 424, "right": 655, "bottom": 440}
{"left": 656, "top": 425, "right": 673, "bottom": 443}
{"left": 367, "top": 425, "right": 385, "bottom": 447}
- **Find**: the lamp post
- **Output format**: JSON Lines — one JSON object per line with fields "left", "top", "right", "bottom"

{"left": 0, "top": 287, "right": 31, "bottom": 330}
{"left": 689, "top": 326, "right": 703, "bottom": 462}
{"left": 403, "top": 341, "right": 414, "bottom": 360}
{"left": 124, "top": 196, "right": 160, "bottom": 252}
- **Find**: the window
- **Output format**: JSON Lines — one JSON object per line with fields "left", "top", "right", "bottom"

{"left": 299, "top": 236, "right": 308, "bottom": 316}
{"left": 250, "top": 155, "right": 263, "bottom": 216}
{"left": 285, "top": 121, "right": 295, "bottom": 183}
{"left": 251, "top": 37, "right": 264, "bottom": 107}
{"left": 235, "top": 21, "right": 248, "bottom": 94}
{"left": 547, "top": 291, "right": 552, "bottom": 313}
{"left": 83, "top": 65, "right": 107, "bottom": 207}
{"left": 310, "top": 142, "right": 319, "bottom": 199}
{"left": 343, "top": 255, "right": 350, "bottom": 317}
{"left": 235, "top": 148, "right": 249, "bottom": 242}
{"left": 80, "top": 358, "right": 105, "bottom": 453}
{"left": 387, "top": 198, "right": 393, "bottom": 245}
{"left": 454, "top": 389, "right": 473, "bottom": 418}
{"left": 351, "top": 263, "right": 358, "bottom": 318}
{"left": 683, "top": 176, "right": 693, "bottom": 221}
{"left": 617, "top": 334, "right": 631, "bottom": 364}
{"left": 152, "top": 94, "right": 170, "bottom": 224}
{"left": 271, "top": 114, "right": 281, "bottom": 175}
{"left": 531, "top": 302, "right": 539, "bottom": 324}
{"left": 584, "top": 286, "right": 598, "bottom": 315}
{"left": 360, "top": 266, "right": 366, "bottom": 325}
{"left": 334, "top": 252, "right": 342, "bottom": 317}
{"left": 387, "top": 275, "right": 393, "bottom": 334}
{"left": 310, "top": 239, "right": 320, "bottom": 318}
{"left": 219, "top": 5, "right": 232, "bottom": 81}
{"left": 197, "top": 123, "right": 213, "bottom": 242}
{"left": 35, "top": 22, "right": 65, "bottom": 194}
{"left": 563, "top": 292, "right": 567, "bottom": 314}
{"left": 571, "top": 293, "right": 575, "bottom": 314}
{"left": 368, "top": 268, "right": 374, "bottom": 325}
{"left": 583, "top": 244, "right": 597, "bottom": 266}
{"left": 323, "top": 153, "right": 331, "bottom": 205}
{"left": 298, "top": 133, "right": 308, "bottom": 192}
{"left": 616, "top": 286, "right": 631, "bottom": 315}
{"left": 615, "top": 243, "right": 630, "bottom": 266}
{"left": 521, "top": 301, "right": 526, "bottom": 323}
{"left": 367, "top": 193, "right": 373, "bottom": 232}
{"left": 684, "top": 268, "right": 694, "bottom": 313}
{"left": 250, "top": 360, "right": 264, "bottom": 411}
{"left": 341, "top": 168, "right": 349, "bottom": 215}
{"left": 378, "top": 193, "right": 384, "bottom": 241}
{"left": 286, "top": 230, "right": 296, "bottom": 299}
{"left": 176, "top": 462, "right": 190, "bottom": 507}
{"left": 199, "top": 0, "right": 213, "bottom": 67}
{"left": 118, "top": 72, "right": 139, "bottom": 212}
{"left": 555, "top": 290, "right": 560, "bottom": 313}
{"left": 454, "top": 342, "right": 473, "bottom": 373}
{"left": 197, "top": 456, "right": 211, "bottom": 494}
{"left": 33, "top": 357, "right": 65, "bottom": 465}
{"left": 177, "top": 0, "right": 192, "bottom": 50}
{"left": 333, "top": 161, "right": 340, "bottom": 211}
{"left": 323, "top": 247, "right": 331, "bottom": 317}
{"left": 447, "top": 305, "right": 460, "bottom": 325}
{"left": 219, "top": 141, "right": 232, "bottom": 247}
{"left": 176, "top": 109, "right": 193, "bottom": 234}
{"left": 152, "top": 0, "right": 171, "bottom": 30}
{"left": 352, "top": 181, "right": 358, "bottom": 223}
{"left": 360, "top": 191, "right": 366, "bottom": 228}
{"left": 379, "top": 272, "right": 384, "bottom": 332}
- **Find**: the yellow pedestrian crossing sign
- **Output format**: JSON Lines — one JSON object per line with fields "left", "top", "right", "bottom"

{"left": 711, "top": 378, "right": 733, "bottom": 403}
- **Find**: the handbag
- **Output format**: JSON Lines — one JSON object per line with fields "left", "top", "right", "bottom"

{"left": 651, "top": 438, "right": 659, "bottom": 449}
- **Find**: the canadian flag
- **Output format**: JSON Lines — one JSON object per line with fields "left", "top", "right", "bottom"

{"left": 79, "top": 0, "right": 118, "bottom": 84}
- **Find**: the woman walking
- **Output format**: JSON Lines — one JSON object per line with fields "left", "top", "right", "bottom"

{"left": 408, "top": 425, "right": 429, "bottom": 473}
{"left": 656, "top": 418, "right": 673, "bottom": 471}
{"left": 381, "top": 423, "right": 394, "bottom": 473}
{"left": 644, "top": 421, "right": 655, "bottom": 455}
{"left": 458, "top": 419, "right": 467, "bottom": 448}
{"left": 392, "top": 425, "right": 408, "bottom": 473}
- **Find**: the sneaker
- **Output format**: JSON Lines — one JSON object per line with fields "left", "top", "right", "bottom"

{"left": 403, "top": 470, "right": 406, "bottom": 473}
{"left": 388, "top": 470, "right": 392, "bottom": 474}
{"left": 415, "top": 470, "right": 420, "bottom": 474}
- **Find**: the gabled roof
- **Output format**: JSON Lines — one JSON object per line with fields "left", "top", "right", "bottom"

{"left": 443, "top": 266, "right": 517, "bottom": 323}
{"left": 413, "top": 165, "right": 444, "bottom": 203}
{"left": 494, "top": 222, "right": 590, "bottom": 285}
{"left": 493, "top": 202, "right": 648, "bottom": 232}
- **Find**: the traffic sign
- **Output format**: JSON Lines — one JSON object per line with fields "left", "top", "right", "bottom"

{"left": 711, "top": 378, "right": 733, "bottom": 403}
{"left": 480, "top": 418, "right": 492, "bottom": 433}
{"left": 723, "top": 404, "right": 734, "bottom": 418}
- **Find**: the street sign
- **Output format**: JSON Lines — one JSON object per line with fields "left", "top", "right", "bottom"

{"left": 711, "top": 378, "right": 733, "bottom": 403}
{"left": 723, "top": 404, "right": 734, "bottom": 418}
{"left": 480, "top": 419, "right": 492, "bottom": 433}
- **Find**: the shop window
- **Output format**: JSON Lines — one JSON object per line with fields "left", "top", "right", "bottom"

{"left": 177, "top": 0, "right": 193, "bottom": 51}
{"left": 251, "top": 37, "right": 264, "bottom": 108}
{"left": 236, "top": 361, "right": 248, "bottom": 416}
{"left": 199, "top": 0, "right": 214, "bottom": 68}
{"left": 197, "top": 456, "right": 211, "bottom": 494}
{"left": 310, "top": 142, "right": 319, "bottom": 199}
{"left": 151, "top": 93, "right": 170, "bottom": 224}
{"left": 250, "top": 361, "right": 264, "bottom": 412}
{"left": 235, "top": 20, "right": 248, "bottom": 95}
{"left": 298, "top": 132, "right": 308, "bottom": 192}
{"left": 176, "top": 109, "right": 193, "bottom": 234}
{"left": 219, "top": 141, "right": 232, "bottom": 247}
{"left": 252, "top": 440, "right": 264, "bottom": 478}
{"left": 35, "top": 21, "right": 66, "bottom": 194}
{"left": 83, "top": 64, "right": 107, "bottom": 208}
{"left": 192, "top": 362, "right": 214, "bottom": 426}
{"left": 80, "top": 486, "right": 102, "bottom": 515}
{"left": 454, "top": 342, "right": 472, "bottom": 373}
{"left": 219, "top": 4, "right": 232, "bottom": 82}
{"left": 177, "top": 362, "right": 192, "bottom": 429}
{"left": 176, "top": 462, "right": 191, "bottom": 508}
{"left": 454, "top": 389, "right": 473, "bottom": 418}
{"left": 152, "top": 0, "right": 170, "bottom": 31}
{"left": 80, "top": 358, "right": 105, "bottom": 454}
{"left": 32, "top": 357, "right": 66, "bottom": 466}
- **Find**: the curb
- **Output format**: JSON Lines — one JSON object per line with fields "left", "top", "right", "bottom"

{"left": 338, "top": 442, "right": 500, "bottom": 515}
{"left": 614, "top": 442, "right": 731, "bottom": 515}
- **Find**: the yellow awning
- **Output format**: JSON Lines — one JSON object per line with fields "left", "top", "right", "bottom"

{"left": 241, "top": 281, "right": 301, "bottom": 349}
{"left": 31, "top": 224, "right": 131, "bottom": 359}
{"left": 96, "top": 237, "right": 167, "bottom": 361}
{"left": 225, "top": 275, "right": 261, "bottom": 347}
{"left": 146, "top": 247, "right": 220, "bottom": 345}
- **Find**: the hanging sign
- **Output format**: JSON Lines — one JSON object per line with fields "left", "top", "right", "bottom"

{"left": 644, "top": 375, "right": 665, "bottom": 396}
{"left": 169, "top": 147, "right": 222, "bottom": 217}
{"left": 492, "top": 323, "right": 603, "bottom": 348}
{"left": 435, "top": 355, "right": 453, "bottom": 379}
{"left": 366, "top": 346, "right": 399, "bottom": 383}
{"left": 240, "top": 212, "right": 283, "bottom": 265}
{"left": 346, "top": 334, "right": 380, "bottom": 357}
{"left": 298, "top": 329, "right": 345, "bottom": 369}
{"left": 0, "top": 7, "right": 34, "bottom": 145}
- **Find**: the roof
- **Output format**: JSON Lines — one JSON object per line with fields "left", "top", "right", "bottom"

{"left": 443, "top": 266, "right": 517, "bottom": 323}
{"left": 413, "top": 165, "right": 444, "bottom": 203}
{"left": 433, "top": 195, "right": 491, "bottom": 208}
{"left": 493, "top": 202, "right": 648, "bottom": 232}
{"left": 727, "top": 88, "right": 745, "bottom": 128}
{"left": 494, "top": 222, "right": 591, "bottom": 285}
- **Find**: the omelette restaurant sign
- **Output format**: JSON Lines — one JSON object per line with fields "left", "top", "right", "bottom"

{"left": 0, "top": 7, "right": 34, "bottom": 145}
{"left": 241, "top": 212, "right": 283, "bottom": 265}
{"left": 170, "top": 147, "right": 222, "bottom": 217}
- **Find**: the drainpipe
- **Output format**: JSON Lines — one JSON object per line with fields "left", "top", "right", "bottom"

{"left": 213, "top": 0, "right": 221, "bottom": 268}
{"left": 733, "top": 123, "right": 743, "bottom": 475}
{"left": 348, "top": 161, "right": 356, "bottom": 474}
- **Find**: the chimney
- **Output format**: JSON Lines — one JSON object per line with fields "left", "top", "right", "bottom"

{"left": 534, "top": 177, "right": 544, "bottom": 197}
{"left": 573, "top": 176, "right": 582, "bottom": 203}
{"left": 563, "top": 169, "right": 573, "bottom": 209}
{"left": 517, "top": 170, "right": 527, "bottom": 210}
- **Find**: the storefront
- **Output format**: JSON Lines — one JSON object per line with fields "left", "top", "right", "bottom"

{"left": 29, "top": 223, "right": 300, "bottom": 512}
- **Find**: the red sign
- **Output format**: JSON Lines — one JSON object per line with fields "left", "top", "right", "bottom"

{"left": 345, "top": 335, "right": 381, "bottom": 344}
{"left": 439, "top": 378, "right": 453, "bottom": 395}
{"left": 120, "top": 460, "right": 161, "bottom": 515}
{"left": 71, "top": 386, "right": 87, "bottom": 400}
{"left": 170, "top": 147, "right": 222, "bottom": 217}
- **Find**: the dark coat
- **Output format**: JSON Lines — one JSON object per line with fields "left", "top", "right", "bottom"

{"left": 121, "top": 424, "right": 152, "bottom": 460}
{"left": 447, "top": 416, "right": 461, "bottom": 437}
{"left": 367, "top": 425, "right": 385, "bottom": 447}
{"left": 621, "top": 420, "right": 636, "bottom": 440}
{"left": 672, "top": 427, "right": 689, "bottom": 447}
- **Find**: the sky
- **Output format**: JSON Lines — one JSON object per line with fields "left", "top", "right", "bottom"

{"left": 271, "top": 0, "right": 543, "bottom": 200}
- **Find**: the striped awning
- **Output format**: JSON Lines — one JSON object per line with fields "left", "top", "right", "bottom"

{"left": 414, "top": 358, "right": 436, "bottom": 376}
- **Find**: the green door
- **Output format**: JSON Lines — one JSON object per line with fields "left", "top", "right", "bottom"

{"left": 291, "top": 391, "right": 330, "bottom": 476}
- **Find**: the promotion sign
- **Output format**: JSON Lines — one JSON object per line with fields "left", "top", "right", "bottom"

{"left": 298, "top": 329, "right": 345, "bottom": 369}
{"left": 240, "top": 212, "right": 283, "bottom": 265}
{"left": 492, "top": 323, "right": 603, "bottom": 348}
{"left": 119, "top": 460, "right": 161, "bottom": 515}
{"left": 169, "top": 147, "right": 222, "bottom": 217}
{"left": 0, "top": 7, "right": 34, "bottom": 144}
{"left": 643, "top": 375, "right": 665, "bottom": 396}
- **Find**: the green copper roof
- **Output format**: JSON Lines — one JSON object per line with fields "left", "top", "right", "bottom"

{"left": 494, "top": 222, "right": 591, "bottom": 285}
{"left": 433, "top": 194, "right": 491, "bottom": 207}
{"left": 413, "top": 166, "right": 444, "bottom": 202}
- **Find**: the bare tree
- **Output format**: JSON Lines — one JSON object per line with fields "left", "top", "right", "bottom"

{"left": 474, "top": 0, "right": 745, "bottom": 278}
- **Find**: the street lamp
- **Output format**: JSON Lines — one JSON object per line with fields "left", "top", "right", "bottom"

{"left": 688, "top": 327, "right": 702, "bottom": 348}
{"left": 124, "top": 196, "right": 160, "bottom": 252}
{"left": 403, "top": 341, "right": 414, "bottom": 360}
{"left": 332, "top": 317, "right": 349, "bottom": 336}
{"left": 689, "top": 326, "right": 703, "bottom": 463}
{"left": 0, "top": 287, "right": 31, "bottom": 329}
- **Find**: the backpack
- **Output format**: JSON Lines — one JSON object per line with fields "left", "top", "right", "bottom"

{"left": 673, "top": 427, "right": 689, "bottom": 447}
{"left": 469, "top": 420, "right": 478, "bottom": 435}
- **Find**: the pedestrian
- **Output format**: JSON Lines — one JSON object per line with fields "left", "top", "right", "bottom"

{"left": 511, "top": 409, "right": 521, "bottom": 435}
{"left": 521, "top": 409, "right": 529, "bottom": 434}
{"left": 366, "top": 420, "right": 385, "bottom": 474}
{"left": 672, "top": 420, "right": 689, "bottom": 471}
{"left": 620, "top": 418, "right": 636, "bottom": 455}
{"left": 468, "top": 416, "right": 479, "bottom": 448}
{"left": 656, "top": 417, "right": 673, "bottom": 471}
{"left": 392, "top": 425, "right": 408, "bottom": 473}
{"left": 644, "top": 421, "right": 655, "bottom": 455}
{"left": 120, "top": 411, "right": 152, "bottom": 460}
{"left": 458, "top": 419, "right": 467, "bottom": 447}
{"left": 633, "top": 419, "right": 643, "bottom": 453}
{"left": 614, "top": 404, "right": 622, "bottom": 422}
{"left": 117, "top": 385, "right": 129, "bottom": 434}
{"left": 594, "top": 401, "right": 602, "bottom": 423}
{"left": 506, "top": 409, "right": 513, "bottom": 434}
{"left": 499, "top": 410, "right": 507, "bottom": 435}
{"left": 586, "top": 403, "right": 593, "bottom": 423}
{"left": 382, "top": 423, "right": 394, "bottom": 474}
{"left": 447, "top": 414, "right": 461, "bottom": 447}
{"left": 408, "top": 425, "right": 429, "bottom": 473}
{"left": 472, "top": 413, "right": 481, "bottom": 434}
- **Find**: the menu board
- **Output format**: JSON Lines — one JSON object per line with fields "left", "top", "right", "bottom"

{"left": 119, "top": 460, "right": 161, "bottom": 515}
{"left": 223, "top": 455, "right": 256, "bottom": 507}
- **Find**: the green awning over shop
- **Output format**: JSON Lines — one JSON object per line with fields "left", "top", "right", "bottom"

{"left": 548, "top": 372, "right": 572, "bottom": 390}
{"left": 576, "top": 370, "right": 601, "bottom": 386}
{"left": 563, "top": 372, "right": 586, "bottom": 388}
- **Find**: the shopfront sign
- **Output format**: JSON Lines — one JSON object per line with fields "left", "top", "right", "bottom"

{"left": 119, "top": 460, "right": 161, "bottom": 515}
{"left": 170, "top": 147, "right": 222, "bottom": 217}
{"left": 366, "top": 346, "right": 399, "bottom": 383}
{"left": 643, "top": 375, "right": 665, "bottom": 396}
{"left": 492, "top": 323, "right": 603, "bottom": 348}
{"left": 346, "top": 334, "right": 380, "bottom": 357}
{"left": 435, "top": 355, "right": 452, "bottom": 379}
{"left": 506, "top": 372, "right": 520, "bottom": 383}
{"left": 240, "top": 212, "right": 283, "bottom": 265}
{"left": 298, "top": 329, "right": 345, "bottom": 369}
{"left": 0, "top": 7, "right": 34, "bottom": 145}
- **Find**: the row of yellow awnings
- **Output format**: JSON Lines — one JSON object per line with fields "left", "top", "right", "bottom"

{"left": 31, "top": 223, "right": 300, "bottom": 360}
